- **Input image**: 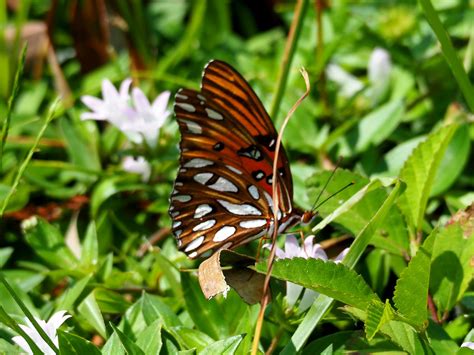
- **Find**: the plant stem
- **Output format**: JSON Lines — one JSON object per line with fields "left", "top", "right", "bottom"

{"left": 418, "top": 0, "right": 474, "bottom": 112}
{"left": 269, "top": 0, "right": 309, "bottom": 120}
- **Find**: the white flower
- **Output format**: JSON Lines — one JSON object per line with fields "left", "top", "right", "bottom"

{"left": 368, "top": 47, "right": 392, "bottom": 87}
{"left": 122, "top": 156, "right": 151, "bottom": 182}
{"left": 326, "top": 64, "right": 364, "bottom": 98}
{"left": 461, "top": 342, "right": 474, "bottom": 350}
{"left": 81, "top": 79, "right": 170, "bottom": 148}
{"left": 12, "top": 311, "right": 71, "bottom": 355}
{"left": 274, "top": 235, "right": 348, "bottom": 313}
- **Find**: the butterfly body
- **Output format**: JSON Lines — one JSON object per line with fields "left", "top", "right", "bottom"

{"left": 169, "top": 60, "right": 310, "bottom": 258}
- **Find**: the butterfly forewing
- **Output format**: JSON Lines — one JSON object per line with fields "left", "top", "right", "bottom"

{"left": 169, "top": 60, "right": 299, "bottom": 258}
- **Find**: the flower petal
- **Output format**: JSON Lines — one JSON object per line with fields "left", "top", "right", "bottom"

{"left": 12, "top": 335, "right": 33, "bottom": 354}
{"left": 81, "top": 95, "right": 104, "bottom": 112}
{"left": 152, "top": 90, "right": 170, "bottom": 115}
{"left": 132, "top": 87, "right": 151, "bottom": 114}
{"left": 284, "top": 235, "right": 300, "bottom": 259}
{"left": 101, "top": 79, "right": 119, "bottom": 103}
{"left": 119, "top": 78, "right": 133, "bottom": 99}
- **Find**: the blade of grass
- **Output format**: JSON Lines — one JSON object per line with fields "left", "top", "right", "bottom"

{"left": 0, "top": 44, "right": 27, "bottom": 169}
{"left": 0, "top": 305, "right": 44, "bottom": 355}
{"left": 0, "top": 0, "right": 9, "bottom": 97}
{"left": 418, "top": 0, "right": 474, "bottom": 112}
{"left": 0, "top": 98, "right": 60, "bottom": 217}
{"left": 0, "top": 273, "right": 59, "bottom": 354}
{"left": 281, "top": 180, "right": 403, "bottom": 353}
{"left": 269, "top": 0, "right": 309, "bottom": 119}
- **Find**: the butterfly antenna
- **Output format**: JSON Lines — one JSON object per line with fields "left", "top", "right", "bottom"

{"left": 310, "top": 156, "right": 343, "bottom": 212}
{"left": 312, "top": 180, "right": 355, "bottom": 211}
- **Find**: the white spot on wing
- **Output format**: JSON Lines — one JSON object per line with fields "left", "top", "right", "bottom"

{"left": 217, "top": 200, "right": 262, "bottom": 216}
{"left": 176, "top": 93, "right": 188, "bottom": 100}
{"left": 194, "top": 172, "right": 213, "bottom": 185}
{"left": 194, "top": 204, "right": 213, "bottom": 218}
{"left": 176, "top": 103, "right": 196, "bottom": 112}
{"left": 188, "top": 251, "right": 198, "bottom": 258}
{"left": 239, "top": 219, "right": 267, "bottom": 228}
{"left": 248, "top": 185, "right": 259, "bottom": 200}
{"left": 193, "top": 219, "right": 216, "bottom": 231}
{"left": 208, "top": 177, "right": 238, "bottom": 193}
{"left": 226, "top": 165, "right": 243, "bottom": 175}
{"left": 184, "top": 158, "right": 213, "bottom": 168}
{"left": 172, "top": 195, "right": 192, "bottom": 202}
{"left": 213, "top": 226, "right": 236, "bottom": 242}
{"left": 205, "top": 108, "right": 224, "bottom": 120}
{"left": 197, "top": 94, "right": 206, "bottom": 101}
{"left": 182, "top": 119, "right": 202, "bottom": 134}
{"left": 170, "top": 211, "right": 179, "bottom": 217}
{"left": 172, "top": 221, "right": 181, "bottom": 228}
{"left": 174, "top": 229, "right": 182, "bottom": 237}
{"left": 184, "top": 235, "right": 205, "bottom": 252}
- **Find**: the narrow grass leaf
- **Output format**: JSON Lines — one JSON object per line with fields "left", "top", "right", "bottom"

{"left": 0, "top": 98, "right": 60, "bottom": 217}
{"left": 397, "top": 124, "right": 457, "bottom": 233}
{"left": 393, "top": 229, "right": 436, "bottom": 330}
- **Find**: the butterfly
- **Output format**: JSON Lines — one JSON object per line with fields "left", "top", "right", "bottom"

{"left": 169, "top": 60, "right": 314, "bottom": 259}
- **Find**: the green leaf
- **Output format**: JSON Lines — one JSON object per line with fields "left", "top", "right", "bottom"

{"left": 153, "top": 252, "right": 182, "bottom": 298}
{"left": 199, "top": 335, "right": 244, "bottom": 355}
{"left": 0, "top": 247, "right": 13, "bottom": 268}
{"left": 80, "top": 222, "right": 99, "bottom": 271}
{"left": 365, "top": 300, "right": 396, "bottom": 340}
{"left": 397, "top": 124, "right": 457, "bottom": 232}
{"left": 431, "top": 124, "right": 470, "bottom": 195}
{"left": 109, "top": 323, "right": 145, "bottom": 355}
{"left": 141, "top": 293, "right": 181, "bottom": 328}
{"left": 430, "top": 223, "right": 474, "bottom": 314}
{"left": 181, "top": 272, "right": 227, "bottom": 339}
{"left": 57, "top": 329, "right": 101, "bottom": 355}
{"left": 350, "top": 99, "right": 404, "bottom": 153}
{"left": 95, "top": 288, "right": 130, "bottom": 314}
{"left": 56, "top": 275, "right": 91, "bottom": 312}
{"left": 393, "top": 229, "right": 435, "bottom": 330}
{"left": 101, "top": 332, "right": 126, "bottom": 355}
{"left": 256, "top": 258, "right": 378, "bottom": 310}
{"left": 168, "top": 326, "right": 214, "bottom": 351}
{"left": 23, "top": 218, "right": 78, "bottom": 269}
{"left": 282, "top": 179, "right": 402, "bottom": 354}
{"left": 426, "top": 321, "right": 459, "bottom": 354}
{"left": 77, "top": 292, "right": 106, "bottom": 338}
{"left": 380, "top": 320, "right": 428, "bottom": 354}
{"left": 136, "top": 319, "right": 163, "bottom": 354}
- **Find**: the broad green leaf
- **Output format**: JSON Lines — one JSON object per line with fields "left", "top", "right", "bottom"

{"left": 362, "top": 249, "right": 390, "bottom": 295}
{"left": 365, "top": 300, "right": 395, "bottom": 340}
{"left": 199, "top": 335, "right": 244, "bottom": 355}
{"left": 136, "top": 319, "right": 162, "bottom": 354}
{"left": 1, "top": 270, "right": 45, "bottom": 292}
{"left": 169, "top": 326, "right": 214, "bottom": 351}
{"left": 0, "top": 247, "right": 13, "bottom": 268}
{"left": 57, "top": 329, "right": 101, "bottom": 355}
{"left": 153, "top": 252, "right": 182, "bottom": 298}
{"left": 141, "top": 293, "right": 181, "bottom": 328}
{"left": 282, "top": 179, "right": 402, "bottom": 354}
{"left": 181, "top": 272, "right": 227, "bottom": 339}
{"left": 380, "top": 320, "right": 428, "bottom": 354}
{"left": 393, "top": 229, "right": 436, "bottom": 330}
{"left": 397, "top": 124, "right": 457, "bottom": 232}
{"left": 431, "top": 124, "right": 470, "bottom": 195}
{"left": 101, "top": 332, "right": 126, "bottom": 355}
{"left": 23, "top": 218, "right": 78, "bottom": 269}
{"left": 430, "top": 223, "right": 474, "bottom": 314}
{"left": 350, "top": 99, "right": 404, "bottom": 153}
{"left": 256, "top": 258, "right": 378, "bottom": 310}
{"left": 109, "top": 323, "right": 145, "bottom": 355}
{"left": 427, "top": 321, "right": 459, "bottom": 354}
{"left": 56, "top": 275, "right": 91, "bottom": 312}
{"left": 78, "top": 292, "right": 106, "bottom": 338}
{"left": 95, "top": 288, "right": 130, "bottom": 314}
{"left": 80, "top": 221, "right": 99, "bottom": 271}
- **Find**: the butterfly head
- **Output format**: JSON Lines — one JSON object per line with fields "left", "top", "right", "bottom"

{"left": 300, "top": 210, "right": 317, "bottom": 226}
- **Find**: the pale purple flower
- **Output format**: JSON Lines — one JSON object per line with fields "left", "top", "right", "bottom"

{"left": 274, "top": 235, "right": 349, "bottom": 313}
{"left": 81, "top": 79, "right": 170, "bottom": 148}
{"left": 122, "top": 156, "right": 151, "bottom": 182}
{"left": 461, "top": 342, "right": 474, "bottom": 350}
{"left": 12, "top": 311, "right": 71, "bottom": 355}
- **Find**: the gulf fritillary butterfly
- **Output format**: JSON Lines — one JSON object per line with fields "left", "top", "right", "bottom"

{"left": 169, "top": 60, "right": 314, "bottom": 259}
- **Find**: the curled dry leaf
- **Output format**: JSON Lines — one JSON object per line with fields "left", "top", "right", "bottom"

{"left": 447, "top": 203, "right": 474, "bottom": 237}
{"left": 198, "top": 250, "right": 265, "bottom": 304}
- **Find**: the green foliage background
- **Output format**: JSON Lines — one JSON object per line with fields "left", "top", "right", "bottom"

{"left": 0, "top": 0, "right": 473, "bottom": 354}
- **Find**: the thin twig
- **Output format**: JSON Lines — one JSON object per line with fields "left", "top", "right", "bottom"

{"left": 251, "top": 69, "right": 311, "bottom": 355}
